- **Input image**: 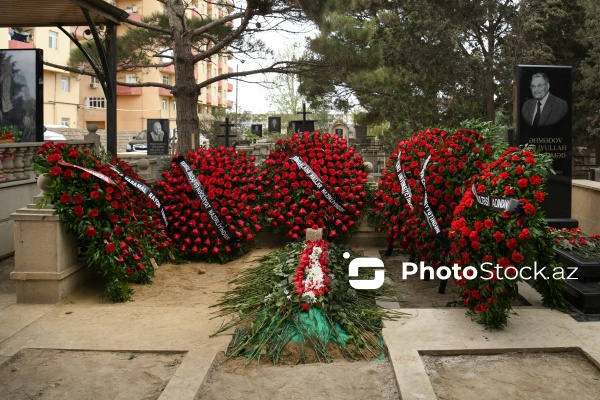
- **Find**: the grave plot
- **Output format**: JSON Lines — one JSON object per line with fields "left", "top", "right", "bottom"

{"left": 0, "top": 349, "right": 185, "bottom": 400}
{"left": 421, "top": 349, "right": 600, "bottom": 400}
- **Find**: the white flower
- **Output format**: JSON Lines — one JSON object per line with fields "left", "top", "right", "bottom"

{"left": 303, "top": 291, "right": 317, "bottom": 303}
{"left": 262, "top": 293, "right": 273, "bottom": 303}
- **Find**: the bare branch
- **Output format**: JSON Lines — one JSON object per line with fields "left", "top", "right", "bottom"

{"left": 124, "top": 17, "right": 171, "bottom": 35}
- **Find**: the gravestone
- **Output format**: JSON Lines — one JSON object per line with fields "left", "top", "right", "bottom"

{"left": 355, "top": 126, "right": 367, "bottom": 144}
{"left": 288, "top": 120, "right": 315, "bottom": 133}
{"left": 146, "top": 119, "right": 169, "bottom": 156}
{"left": 515, "top": 65, "right": 577, "bottom": 228}
{"left": 250, "top": 124, "right": 262, "bottom": 137}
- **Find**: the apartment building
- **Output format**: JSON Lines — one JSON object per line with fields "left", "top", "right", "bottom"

{"left": 1, "top": 0, "right": 232, "bottom": 136}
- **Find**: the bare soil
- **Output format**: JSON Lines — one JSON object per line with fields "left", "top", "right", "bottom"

{"left": 422, "top": 350, "right": 600, "bottom": 400}
{"left": 0, "top": 348, "right": 185, "bottom": 400}
{"left": 195, "top": 351, "right": 400, "bottom": 400}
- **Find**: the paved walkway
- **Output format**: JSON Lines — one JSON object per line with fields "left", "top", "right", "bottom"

{"left": 1, "top": 249, "right": 600, "bottom": 399}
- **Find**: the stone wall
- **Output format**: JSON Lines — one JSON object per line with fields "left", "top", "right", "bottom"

{"left": 49, "top": 127, "right": 141, "bottom": 154}
{"left": 572, "top": 180, "right": 600, "bottom": 235}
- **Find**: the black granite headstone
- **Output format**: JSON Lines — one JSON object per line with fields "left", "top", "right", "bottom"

{"left": 251, "top": 124, "right": 262, "bottom": 137}
{"left": 147, "top": 119, "right": 169, "bottom": 155}
{"left": 355, "top": 126, "right": 367, "bottom": 144}
{"left": 268, "top": 116, "right": 281, "bottom": 133}
{"left": 515, "top": 65, "right": 574, "bottom": 223}
{"left": 288, "top": 120, "right": 315, "bottom": 133}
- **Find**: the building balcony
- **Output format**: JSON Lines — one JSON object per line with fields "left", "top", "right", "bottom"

{"left": 218, "top": 97, "right": 223, "bottom": 106}
{"left": 8, "top": 40, "right": 34, "bottom": 49}
{"left": 227, "top": 83, "right": 233, "bottom": 92}
{"left": 159, "top": 87, "right": 173, "bottom": 97}
{"left": 218, "top": 80, "right": 223, "bottom": 88}
{"left": 218, "top": 61, "right": 223, "bottom": 70}
{"left": 206, "top": 95, "right": 212, "bottom": 104}
{"left": 227, "top": 100, "right": 233, "bottom": 108}
{"left": 159, "top": 64, "right": 175, "bottom": 73}
{"left": 116, "top": 85, "right": 142, "bottom": 96}
{"left": 126, "top": 12, "right": 142, "bottom": 22}
{"left": 228, "top": 66, "right": 233, "bottom": 74}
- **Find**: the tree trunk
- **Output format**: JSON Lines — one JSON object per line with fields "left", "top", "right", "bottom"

{"left": 167, "top": 0, "right": 201, "bottom": 154}
{"left": 485, "top": 13, "right": 495, "bottom": 122}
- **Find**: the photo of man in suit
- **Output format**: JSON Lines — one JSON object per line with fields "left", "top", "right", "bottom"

{"left": 268, "top": 116, "right": 281, "bottom": 133}
{"left": 521, "top": 72, "right": 568, "bottom": 127}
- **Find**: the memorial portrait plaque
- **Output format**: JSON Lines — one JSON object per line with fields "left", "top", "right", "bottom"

{"left": 515, "top": 65, "right": 572, "bottom": 220}
{"left": 251, "top": 124, "right": 263, "bottom": 137}
{"left": 268, "top": 116, "right": 281, "bottom": 133}
{"left": 0, "top": 49, "right": 43, "bottom": 142}
{"left": 146, "top": 118, "right": 169, "bottom": 155}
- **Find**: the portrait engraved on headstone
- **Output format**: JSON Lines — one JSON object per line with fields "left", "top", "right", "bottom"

{"left": 515, "top": 65, "right": 573, "bottom": 221}
{"left": 268, "top": 116, "right": 281, "bottom": 133}
{"left": 0, "top": 49, "right": 43, "bottom": 141}
{"left": 146, "top": 119, "right": 169, "bottom": 155}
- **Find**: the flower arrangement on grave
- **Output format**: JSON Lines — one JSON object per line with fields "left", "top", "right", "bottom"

{"left": 32, "top": 141, "right": 171, "bottom": 302}
{"left": 154, "top": 146, "right": 264, "bottom": 262}
{"left": 373, "top": 128, "right": 492, "bottom": 267}
{"left": 261, "top": 131, "right": 370, "bottom": 241}
{"left": 449, "top": 146, "right": 567, "bottom": 329}
{"left": 549, "top": 227, "right": 600, "bottom": 259}
{"left": 211, "top": 240, "right": 402, "bottom": 363}
{"left": 0, "top": 132, "right": 14, "bottom": 142}
{"left": 0, "top": 125, "right": 21, "bottom": 142}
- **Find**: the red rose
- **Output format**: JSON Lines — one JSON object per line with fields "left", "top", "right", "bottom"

{"left": 511, "top": 251, "right": 524, "bottom": 263}
{"left": 300, "top": 303, "right": 310, "bottom": 312}
{"left": 519, "top": 229, "right": 530, "bottom": 241}
{"left": 529, "top": 175, "right": 542, "bottom": 185}
{"left": 73, "top": 206, "right": 84, "bottom": 217}
{"left": 492, "top": 231, "right": 505, "bottom": 243}
{"left": 81, "top": 171, "right": 91, "bottom": 180}
{"left": 105, "top": 243, "right": 116, "bottom": 253}
{"left": 90, "top": 209, "right": 99, "bottom": 218}
{"left": 85, "top": 227, "right": 97, "bottom": 237}
{"left": 50, "top": 166, "right": 62, "bottom": 177}
{"left": 60, "top": 193, "right": 71, "bottom": 204}
{"left": 47, "top": 154, "right": 60, "bottom": 163}
{"left": 504, "top": 186, "right": 515, "bottom": 196}
{"left": 506, "top": 238, "right": 518, "bottom": 251}
{"left": 74, "top": 194, "right": 84, "bottom": 204}
{"left": 90, "top": 191, "right": 100, "bottom": 199}
{"left": 517, "top": 178, "right": 528, "bottom": 189}
{"left": 523, "top": 203, "right": 536, "bottom": 215}
{"left": 534, "top": 191, "right": 545, "bottom": 203}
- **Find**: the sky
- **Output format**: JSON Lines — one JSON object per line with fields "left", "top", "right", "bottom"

{"left": 229, "top": 20, "right": 316, "bottom": 115}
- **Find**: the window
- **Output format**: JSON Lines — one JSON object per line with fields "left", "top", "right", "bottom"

{"left": 61, "top": 118, "right": 69, "bottom": 127}
{"left": 49, "top": 31, "right": 58, "bottom": 49}
{"left": 162, "top": 75, "right": 169, "bottom": 85}
{"left": 162, "top": 99, "right": 167, "bottom": 110}
{"left": 90, "top": 76, "right": 99, "bottom": 88}
{"left": 61, "top": 76, "right": 70, "bottom": 92}
{"left": 126, "top": 74, "right": 137, "bottom": 83}
{"left": 173, "top": 101, "right": 177, "bottom": 111}
{"left": 87, "top": 97, "right": 105, "bottom": 109}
